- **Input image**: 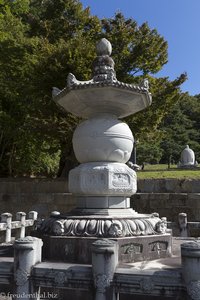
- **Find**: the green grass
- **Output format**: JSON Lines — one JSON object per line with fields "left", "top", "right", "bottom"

{"left": 137, "top": 164, "right": 200, "bottom": 179}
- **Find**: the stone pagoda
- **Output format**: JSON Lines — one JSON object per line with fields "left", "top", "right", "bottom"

{"left": 38, "top": 38, "right": 171, "bottom": 263}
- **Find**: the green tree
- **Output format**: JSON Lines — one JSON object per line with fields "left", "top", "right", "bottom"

{"left": 0, "top": 0, "right": 39, "bottom": 176}
{"left": 0, "top": 0, "right": 101, "bottom": 176}
{"left": 101, "top": 13, "right": 186, "bottom": 164}
{"left": 159, "top": 94, "right": 200, "bottom": 165}
{"left": 0, "top": 1, "right": 187, "bottom": 176}
{"left": 102, "top": 13, "right": 168, "bottom": 79}
{"left": 136, "top": 133, "right": 164, "bottom": 165}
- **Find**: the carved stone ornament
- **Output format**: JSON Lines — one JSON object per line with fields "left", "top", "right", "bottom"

{"left": 15, "top": 268, "right": 29, "bottom": 286}
{"left": 94, "top": 274, "right": 111, "bottom": 293}
{"left": 54, "top": 272, "right": 67, "bottom": 286}
{"left": 37, "top": 215, "right": 167, "bottom": 238}
{"left": 155, "top": 218, "right": 167, "bottom": 234}
{"left": 52, "top": 220, "right": 64, "bottom": 235}
{"left": 187, "top": 280, "right": 200, "bottom": 300}
{"left": 149, "top": 241, "right": 168, "bottom": 252}
{"left": 121, "top": 243, "right": 143, "bottom": 254}
{"left": 108, "top": 222, "right": 123, "bottom": 237}
{"left": 140, "top": 277, "right": 154, "bottom": 293}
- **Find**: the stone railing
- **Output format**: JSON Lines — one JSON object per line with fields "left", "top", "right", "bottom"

{"left": 0, "top": 211, "right": 200, "bottom": 299}
{"left": 1, "top": 237, "right": 200, "bottom": 300}
{"left": 168, "top": 212, "right": 200, "bottom": 238}
{"left": 0, "top": 211, "right": 38, "bottom": 244}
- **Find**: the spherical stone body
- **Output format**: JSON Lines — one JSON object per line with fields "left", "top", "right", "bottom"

{"left": 73, "top": 115, "right": 134, "bottom": 163}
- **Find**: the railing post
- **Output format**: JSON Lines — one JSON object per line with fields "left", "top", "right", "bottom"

{"left": 92, "top": 239, "right": 119, "bottom": 300}
{"left": 179, "top": 212, "right": 188, "bottom": 237}
{"left": 16, "top": 212, "right": 26, "bottom": 239}
{"left": 13, "top": 236, "right": 43, "bottom": 299}
{"left": 1, "top": 213, "right": 12, "bottom": 243}
{"left": 181, "top": 241, "right": 200, "bottom": 300}
{"left": 28, "top": 211, "right": 38, "bottom": 221}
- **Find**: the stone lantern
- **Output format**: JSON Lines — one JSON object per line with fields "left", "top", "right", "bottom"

{"left": 39, "top": 38, "right": 171, "bottom": 263}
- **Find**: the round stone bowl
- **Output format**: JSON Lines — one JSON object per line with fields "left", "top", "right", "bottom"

{"left": 73, "top": 115, "right": 134, "bottom": 163}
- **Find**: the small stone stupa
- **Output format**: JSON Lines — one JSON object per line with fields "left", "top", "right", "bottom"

{"left": 38, "top": 38, "right": 172, "bottom": 263}
{"left": 178, "top": 145, "right": 198, "bottom": 169}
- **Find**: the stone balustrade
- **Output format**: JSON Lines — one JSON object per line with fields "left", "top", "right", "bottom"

{"left": 0, "top": 211, "right": 38, "bottom": 244}
{"left": 0, "top": 237, "right": 197, "bottom": 300}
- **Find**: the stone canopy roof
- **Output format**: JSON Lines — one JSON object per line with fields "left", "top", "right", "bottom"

{"left": 53, "top": 38, "right": 152, "bottom": 119}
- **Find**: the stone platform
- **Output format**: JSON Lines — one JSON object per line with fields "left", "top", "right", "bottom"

{"left": 35, "top": 233, "right": 172, "bottom": 264}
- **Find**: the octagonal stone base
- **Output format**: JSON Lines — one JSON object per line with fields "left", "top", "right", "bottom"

{"left": 69, "top": 162, "right": 137, "bottom": 196}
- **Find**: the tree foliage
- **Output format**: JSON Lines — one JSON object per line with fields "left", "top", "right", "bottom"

{"left": 159, "top": 94, "right": 200, "bottom": 165}
{"left": 0, "top": 0, "right": 187, "bottom": 176}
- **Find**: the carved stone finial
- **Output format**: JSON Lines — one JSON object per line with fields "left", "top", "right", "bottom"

{"left": 96, "top": 38, "right": 112, "bottom": 56}
{"left": 93, "top": 38, "right": 116, "bottom": 83}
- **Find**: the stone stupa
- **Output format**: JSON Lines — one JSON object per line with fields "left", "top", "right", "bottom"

{"left": 178, "top": 145, "right": 198, "bottom": 169}
{"left": 37, "top": 38, "right": 172, "bottom": 263}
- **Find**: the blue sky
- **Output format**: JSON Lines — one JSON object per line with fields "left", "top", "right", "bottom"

{"left": 81, "top": 0, "right": 200, "bottom": 96}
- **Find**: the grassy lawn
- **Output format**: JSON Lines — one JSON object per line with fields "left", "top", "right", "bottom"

{"left": 137, "top": 164, "right": 200, "bottom": 179}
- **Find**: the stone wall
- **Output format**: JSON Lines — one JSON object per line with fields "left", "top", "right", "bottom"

{"left": 0, "top": 178, "right": 75, "bottom": 218}
{"left": 137, "top": 178, "right": 200, "bottom": 193}
{"left": 132, "top": 179, "right": 200, "bottom": 222}
{"left": 131, "top": 192, "right": 200, "bottom": 222}
{"left": 0, "top": 178, "right": 200, "bottom": 221}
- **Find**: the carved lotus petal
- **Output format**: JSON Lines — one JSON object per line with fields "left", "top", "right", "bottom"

{"left": 64, "top": 219, "right": 74, "bottom": 228}
{"left": 38, "top": 215, "right": 166, "bottom": 237}
{"left": 104, "top": 220, "right": 112, "bottom": 233}
{"left": 88, "top": 220, "right": 97, "bottom": 233}
{"left": 77, "top": 220, "right": 86, "bottom": 232}
{"left": 127, "top": 219, "right": 137, "bottom": 232}
{"left": 135, "top": 219, "right": 146, "bottom": 232}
